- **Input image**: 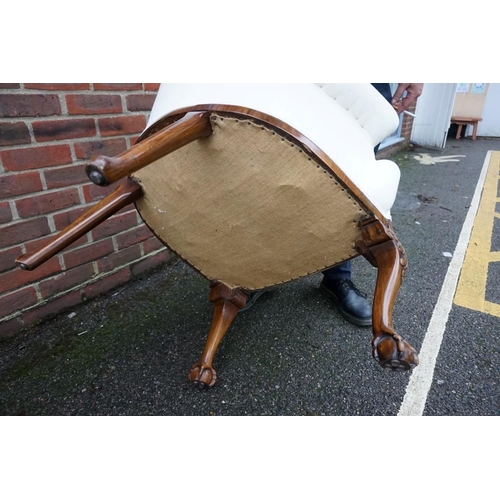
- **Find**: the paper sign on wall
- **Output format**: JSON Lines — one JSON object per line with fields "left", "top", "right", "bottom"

{"left": 471, "top": 83, "right": 486, "bottom": 94}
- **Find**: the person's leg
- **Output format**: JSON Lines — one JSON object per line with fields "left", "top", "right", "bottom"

{"left": 371, "top": 83, "right": 393, "bottom": 154}
{"left": 371, "top": 83, "right": 392, "bottom": 102}
{"left": 321, "top": 261, "right": 372, "bottom": 326}
{"left": 323, "top": 261, "right": 351, "bottom": 280}
{"left": 321, "top": 83, "right": 393, "bottom": 326}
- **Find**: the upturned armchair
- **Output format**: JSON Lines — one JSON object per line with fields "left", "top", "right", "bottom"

{"left": 17, "top": 83, "right": 419, "bottom": 387}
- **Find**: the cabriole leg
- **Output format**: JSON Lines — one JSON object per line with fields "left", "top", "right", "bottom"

{"left": 368, "top": 238, "right": 419, "bottom": 371}
{"left": 188, "top": 282, "right": 248, "bottom": 387}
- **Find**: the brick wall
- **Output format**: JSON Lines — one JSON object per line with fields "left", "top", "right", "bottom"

{"left": 0, "top": 84, "right": 416, "bottom": 338}
{"left": 0, "top": 83, "right": 171, "bottom": 338}
{"left": 376, "top": 102, "right": 417, "bottom": 159}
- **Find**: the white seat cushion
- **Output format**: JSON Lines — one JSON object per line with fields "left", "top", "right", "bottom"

{"left": 146, "top": 83, "right": 400, "bottom": 219}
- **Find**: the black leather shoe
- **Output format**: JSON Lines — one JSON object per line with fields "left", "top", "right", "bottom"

{"left": 320, "top": 278, "right": 372, "bottom": 327}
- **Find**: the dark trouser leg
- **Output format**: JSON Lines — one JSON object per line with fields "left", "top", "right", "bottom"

{"left": 321, "top": 83, "right": 394, "bottom": 325}
{"left": 371, "top": 83, "right": 393, "bottom": 154}
{"left": 322, "top": 260, "right": 352, "bottom": 281}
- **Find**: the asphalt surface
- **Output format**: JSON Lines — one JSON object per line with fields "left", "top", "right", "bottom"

{"left": 1, "top": 136, "right": 500, "bottom": 416}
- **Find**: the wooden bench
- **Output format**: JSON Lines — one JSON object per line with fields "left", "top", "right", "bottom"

{"left": 451, "top": 116, "right": 482, "bottom": 140}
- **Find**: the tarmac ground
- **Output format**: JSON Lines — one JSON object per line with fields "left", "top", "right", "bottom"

{"left": 1, "top": 136, "right": 500, "bottom": 416}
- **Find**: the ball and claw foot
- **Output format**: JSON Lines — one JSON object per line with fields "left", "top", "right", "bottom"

{"left": 373, "top": 333, "right": 419, "bottom": 372}
{"left": 188, "top": 363, "right": 218, "bottom": 388}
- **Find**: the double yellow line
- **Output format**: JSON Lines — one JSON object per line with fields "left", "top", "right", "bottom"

{"left": 455, "top": 151, "right": 500, "bottom": 316}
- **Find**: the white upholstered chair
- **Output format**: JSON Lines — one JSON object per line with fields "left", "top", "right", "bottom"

{"left": 17, "top": 83, "right": 419, "bottom": 387}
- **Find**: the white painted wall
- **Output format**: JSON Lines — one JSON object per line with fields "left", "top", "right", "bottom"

{"left": 476, "top": 83, "right": 500, "bottom": 137}
{"left": 397, "top": 83, "right": 498, "bottom": 147}
{"left": 411, "top": 84, "right": 457, "bottom": 148}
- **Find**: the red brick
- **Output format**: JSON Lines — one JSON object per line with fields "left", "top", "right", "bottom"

{"left": 97, "top": 244, "right": 142, "bottom": 273}
{"left": 81, "top": 179, "right": 128, "bottom": 202}
{"left": 74, "top": 137, "right": 127, "bottom": 160}
{"left": 38, "top": 262, "right": 95, "bottom": 298}
{"left": 0, "top": 171, "right": 43, "bottom": 200}
{"left": 130, "top": 135, "right": 142, "bottom": 146}
{"left": 66, "top": 94, "right": 123, "bottom": 115}
{"left": 22, "top": 290, "right": 82, "bottom": 326}
{"left": 0, "top": 286, "right": 38, "bottom": 318}
{"left": 144, "top": 84, "right": 160, "bottom": 92}
{"left": 131, "top": 251, "right": 169, "bottom": 277}
{"left": 0, "top": 258, "right": 61, "bottom": 295}
{"left": 82, "top": 267, "right": 131, "bottom": 299}
{"left": 0, "top": 121, "right": 31, "bottom": 147}
{"left": 115, "top": 224, "right": 153, "bottom": 249}
{"left": 23, "top": 234, "right": 55, "bottom": 254}
{"left": 91, "top": 211, "right": 140, "bottom": 241}
{"left": 32, "top": 118, "right": 96, "bottom": 142}
{"left": 16, "top": 188, "right": 81, "bottom": 218}
{"left": 23, "top": 232, "right": 89, "bottom": 254}
{"left": 0, "top": 201, "right": 12, "bottom": 224}
{"left": 44, "top": 164, "right": 90, "bottom": 189}
{"left": 62, "top": 238, "right": 115, "bottom": 269}
{"left": 126, "top": 94, "right": 156, "bottom": 112}
{"left": 116, "top": 205, "right": 137, "bottom": 217}
{"left": 93, "top": 83, "right": 142, "bottom": 91}
{"left": 2, "top": 218, "right": 51, "bottom": 246}
{"left": 24, "top": 83, "right": 90, "bottom": 90}
{"left": 1, "top": 144, "right": 72, "bottom": 171}
{"left": 143, "top": 236, "right": 167, "bottom": 254}
{"left": 98, "top": 115, "right": 147, "bottom": 137}
{"left": 0, "top": 316, "right": 23, "bottom": 338}
{"left": 0, "top": 246, "right": 23, "bottom": 273}
{"left": 0, "top": 94, "right": 61, "bottom": 117}
{"left": 75, "top": 203, "right": 137, "bottom": 228}
{"left": 0, "top": 83, "right": 20, "bottom": 89}
{"left": 52, "top": 205, "right": 89, "bottom": 230}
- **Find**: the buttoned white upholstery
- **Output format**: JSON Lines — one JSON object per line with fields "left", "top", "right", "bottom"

{"left": 146, "top": 83, "right": 401, "bottom": 219}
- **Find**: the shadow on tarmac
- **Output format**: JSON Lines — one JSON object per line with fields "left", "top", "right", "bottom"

{"left": 1, "top": 137, "right": 500, "bottom": 416}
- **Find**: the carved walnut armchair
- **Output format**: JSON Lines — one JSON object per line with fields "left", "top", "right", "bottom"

{"left": 16, "top": 83, "right": 419, "bottom": 387}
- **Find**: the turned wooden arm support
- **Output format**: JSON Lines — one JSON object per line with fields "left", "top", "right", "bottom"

{"left": 17, "top": 113, "right": 212, "bottom": 270}
{"left": 86, "top": 112, "right": 213, "bottom": 186}
{"left": 16, "top": 179, "right": 143, "bottom": 271}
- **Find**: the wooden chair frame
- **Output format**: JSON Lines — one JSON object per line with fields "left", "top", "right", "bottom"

{"left": 17, "top": 106, "right": 419, "bottom": 388}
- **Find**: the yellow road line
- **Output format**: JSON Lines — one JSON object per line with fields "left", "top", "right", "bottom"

{"left": 454, "top": 151, "right": 500, "bottom": 316}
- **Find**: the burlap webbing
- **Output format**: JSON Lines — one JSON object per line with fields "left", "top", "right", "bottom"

{"left": 133, "top": 115, "right": 367, "bottom": 290}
